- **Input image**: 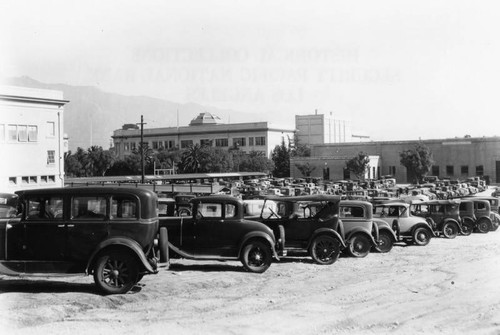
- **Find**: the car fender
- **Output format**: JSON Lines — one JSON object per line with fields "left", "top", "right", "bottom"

{"left": 238, "top": 231, "right": 279, "bottom": 260}
{"left": 86, "top": 237, "right": 156, "bottom": 275}
{"left": 378, "top": 226, "right": 397, "bottom": 241}
{"left": 442, "top": 218, "right": 460, "bottom": 228}
{"left": 309, "top": 228, "right": 346, "bottom": 249}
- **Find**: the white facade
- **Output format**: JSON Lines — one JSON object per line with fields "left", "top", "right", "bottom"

{"left": 0, "top": 86, "right": 68, "bottom": 193}
{"left": 295, "top": 113, "right": 354, "bottom": 145}
{"left": 112, "top": 113, "right": 295, "bottom": 159}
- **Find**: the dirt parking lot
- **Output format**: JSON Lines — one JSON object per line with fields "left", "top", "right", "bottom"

{"left": 1, "top": 228, "right": 500, "bottom": 335}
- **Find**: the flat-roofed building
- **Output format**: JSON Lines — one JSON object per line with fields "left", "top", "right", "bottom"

{"left": 0, "top": 86, "right": 69, "bottom": 193}
{"left": 295, "top": 112, "right": 356, "bottom": 145}
{"left": 112, "top": 112, "right": 296, "bottom": 160}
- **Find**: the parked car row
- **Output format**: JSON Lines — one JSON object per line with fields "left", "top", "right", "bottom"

{"left": 0, "top": 183, "right": 498, "bottom": 295}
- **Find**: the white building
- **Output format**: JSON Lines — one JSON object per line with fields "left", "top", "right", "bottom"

{"left": 0, "top": 86, "right": 69, "bottom": 193}
{"left": 112, "top": 112, "right": 296, "bottom": 159}
{"left": 295, "top": 112, "right": 358, "bottom": 145}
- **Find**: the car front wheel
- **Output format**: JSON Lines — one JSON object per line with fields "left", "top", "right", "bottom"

{"left": 413, "top": 227, "right": 432, "bottom": 246}
{"left": 375, "top": 230, "right": 394, "bottom": 253}
{"left": 442, "top": 221, "right": 459, "bottom": 239}
{"left": 347, "top": 234, "right": 371, "bottom": 258}
{"left": 93, "top": 250, "right": 139, "bottom": 295}
{"left": 476, "top": 218, "right": 490, "bottom": 234}
{"left": 310, "top": 235, "right": 341, "bottom": 265}
{"left": 241, "top": 240, "right": 272, "bottom": 273}
{"left": 461, "top": 218, "right": 474, "bottom": 236}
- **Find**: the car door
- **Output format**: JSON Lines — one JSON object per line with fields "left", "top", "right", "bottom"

{"left": 194, "top": 202, "right": 240, "bottom": 257}
{"left": 66, "top": 195, "right": 109, "bottom": 266}
{"left": 22, "top": 195, "right": 67, "bottom": 272}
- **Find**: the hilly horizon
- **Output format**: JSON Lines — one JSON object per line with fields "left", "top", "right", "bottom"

{"left": 5, "top": 76, "right": 263, "bottom": 152}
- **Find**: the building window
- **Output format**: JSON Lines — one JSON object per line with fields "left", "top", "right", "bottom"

{"left": 130, "top": 142, "right": 136, "bottom": 151}
{"left": 249, "top": 137, "right": 254, "bottom": 146}
{"left": 47, "top": 121, "right": 56, "bottom": 137}
{"left": 255, "top": 136, "right": 266, "bottom": 146}
{"left": 389, "top": 166, "right": 396, "bottom": 176}
{"left": 47, "top": 150, "right": 56, "bottom": 164}
{"left": 29, "top": 176, "right": 37, "bottom": 184}
{"left": 200, "top": 139, "right": 212, "bottom": 147}
{"left": 233, "top": 137, "right": 246, "bottom": 147}
{"left": 9, "top": 177, "right": 17, "bottom": 185}
{"left": 167, "top": 140, "right": 175, "bottom": 149}
{"left": 28, "top": 125, "right": 38, "bottom": 142}
{"left": 152, "top": 141, "right": 159, "bottom": 150}
{"left": 446, "top": 165, "right": 454, "bottom": 176}
{"left": 18, "top": 125, "right": 28, "bottom": 142}
{"left": 476, "top": 165, "right": 484, "bottom": 176}
{"left": 181, "top": 140, "right": 193, "bottom": 148}
{"left": 431, "top": 165, "right": 440, "bottom": 177}
{"left": 8, "top": 125, "right": 17, "bottom": 141}
{"left": 124, "top": 142, "right": 130, "bottom": 151}
{"left": 461, "top": 165, "right": 469, "bottom": 175}
{"left": 215, "top": 138, "right": 228, "bottom": 147}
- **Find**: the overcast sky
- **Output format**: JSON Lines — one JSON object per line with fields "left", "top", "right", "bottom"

{"left": 1, "top": 0, "right": 500, "bottom": 141}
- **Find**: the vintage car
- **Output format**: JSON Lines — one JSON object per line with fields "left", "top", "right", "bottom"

{"left": 339, "top": 200, "right": 382, "bottom": 257}
{"left": 373, "top": 202, "right": 433, "bottom": 246}
{"left": 410, "top": 200, "right": 469, "bottom": 238}
{"left": 253, "top": 195, "right": 346, "bottom": 265}
{"left": 458, "top": 200, "right": 487, "bottom": 234}
{"left": 160, "top": 195, "right": 278, "bottom": 273}
{"left": 461, "top": 197, "right": 496, "bottom": 233}
{"left": 463, "top": 196, "right": 500, "bottom": 232}
{"left": 0, "top": 187, "right": 161, "bottom": 294}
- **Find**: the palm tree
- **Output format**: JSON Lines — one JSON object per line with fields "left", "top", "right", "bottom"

{"left": 180, "top": 144, "right": 207, "bottom": 173}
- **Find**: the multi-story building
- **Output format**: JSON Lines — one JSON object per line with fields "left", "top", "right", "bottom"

{"left": 291, "top": 136, "right": 500, "bottom": 184}
{"left": 0, "top": 86, "right": 69, "bottom": 193}
{"left": 295, "top": 112, "right": 356, "bottom": 145}
{"left": 112, "top": 112, "right": 296, "bottom": 160}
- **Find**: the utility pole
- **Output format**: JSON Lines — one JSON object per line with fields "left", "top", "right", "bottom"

{"left": 137, "top": 115, "right": 147, "bottom": 183}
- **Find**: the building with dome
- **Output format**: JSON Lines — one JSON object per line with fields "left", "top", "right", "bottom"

{"left": 112, "top": 112, "right": 295, "bottom": 160}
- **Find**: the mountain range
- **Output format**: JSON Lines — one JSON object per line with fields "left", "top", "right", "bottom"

{"left": 5, "top": 76, "right": 257, "bottom": 152}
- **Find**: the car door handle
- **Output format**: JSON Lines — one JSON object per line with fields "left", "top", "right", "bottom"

{"left": 57, "top": 224, "right": 65, "bottom": 228}
{"left": 67, "top": 224, "right": 75, "bottom": 228}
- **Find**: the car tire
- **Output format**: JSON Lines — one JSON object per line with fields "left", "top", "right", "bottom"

{"left": 93, "top": 250, "right": 139, "bottom": 295}
{"left": 310, "top": 235, "right": 341, "bottom": 265}
{"left": 413, "top": 227, "right": 432, "bottom": 246}
{"left": 476, "top": 218, "right": 490, "bottom": 234}
{"left": 442, "top": 221, "right": 459, "bottom": 239}
{"left": 460, "top": 218, "right": 474, "bottom": 236}
{"left": 347, "top": 234, "right": 371, "bottom": 258}
{"left": 241, "top": 240, "right": 272, "bottom": 273}
{"left": 375, "top": 230, "right": 394, "bottom": 253}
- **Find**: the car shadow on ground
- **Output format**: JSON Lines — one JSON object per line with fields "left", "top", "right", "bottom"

{"left": 0, "top": 277, "right": 99, "bottom": 294}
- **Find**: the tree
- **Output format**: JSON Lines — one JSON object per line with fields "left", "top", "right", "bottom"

{"left": 179, "top": 144, "right": 208, "bottom": 173}
{"left": 290, "top": 133, "right": 311, "bottom": 157}
{"left": 87, "top": 145, "right": 115, "bottom": 176}
{"left": 295, "top": 162, "right": 316, "bottom": 177}
{"left": 345, "top": 152, "right": 370, "bottom": 180}
{"left": 271, "top": 138, "right": 291, "bottom": 178}
{"left": 400, "top": 142, "right": 434, "bottom": 184}
{"left": 239, "top": 151, "right": 274, "bottom": 173}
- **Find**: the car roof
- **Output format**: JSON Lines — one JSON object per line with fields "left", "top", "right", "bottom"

{"left": 263, "top": 195, "right": 341, "bottom": 203}
{"left": 15, "top": 186, "right": 156, "bottom": 197}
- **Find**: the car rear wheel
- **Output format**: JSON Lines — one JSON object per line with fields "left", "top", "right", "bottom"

{"left": 442, "top": 221, "right": 459, "bottom": 239}
{"left": 241, "top": 241, "right": 272, "bottom": 273}
{"left": 461, "top": 218, "right": 474, "bottom": 236}
{"left": 310, "top": 235, "right": 341, "bottom": 265}
{"left": 476, "top": 218, "right": 490, "bottom": 234}
{"left": 413, "top": 227, "right": 431, "bottom": 246}
{"left": 375, "top": 230, "right": 394, "bottom": 253}
{"left": 347, "top": 234, "right": 371, "bottom": 258}
{"left": 93, "top": 250, "right": 139, "bottom": 295}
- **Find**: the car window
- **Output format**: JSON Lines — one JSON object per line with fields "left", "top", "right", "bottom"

{"left": 72, "top": 196, "right": 107, "bottom": 220}
{"left": 225, "top": 204, "right": 236, "bottom": 218}
{"left": 388, "top": 206, "right": 399, "bottom": 217}
{"left": 111, "top": 195, "right": 138, "bottom": 219}
{"left": 26, "top": 196, "right": 63, "bottom": 220}
{"left": 340, "top": 206, "right": 364, "bottom": 218}
{"left": 199, "top": 203, "right": 222, "bottom": 218}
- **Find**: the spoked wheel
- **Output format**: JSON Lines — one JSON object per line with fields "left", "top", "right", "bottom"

{"left": 476, "top": 218, "right": 490, "bottom": 234}
{"left": 461, "top": 219, "right": 474, "bottom": 236}
{"left": 347, "top": 234, "right": 371, "bottom": 258}
{"left": 442, "top": 221, "right": 459, "bottom": 239}
{"left": 413, "top": 227, "right": 432, "bottom": 246}
{"left": 375, "top": 230, "right": 394, "bottom": 253}
{"left": 94, "top": 251, "right": 139, "bottom": 295}
{"left": 310, "top": 235, "right": 341, "bottom": 265}
{"left": 241, "top": 241, "right": 272, "bottom": 273}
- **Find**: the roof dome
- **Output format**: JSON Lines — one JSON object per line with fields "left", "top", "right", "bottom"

{"left": 189, "top": 112, "right": 223, "bottom": 126}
